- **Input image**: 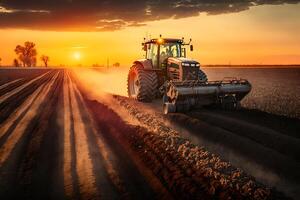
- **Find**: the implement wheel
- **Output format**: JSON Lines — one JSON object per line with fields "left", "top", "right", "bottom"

{"left": 221, "top": 95, "right": 240, "bottom": 110}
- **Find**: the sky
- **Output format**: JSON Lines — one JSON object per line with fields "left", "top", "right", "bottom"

{"left": 0, "top": 1, "right": 300, "bottom": 66}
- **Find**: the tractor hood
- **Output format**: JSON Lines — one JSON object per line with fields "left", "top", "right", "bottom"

{"left": 168, "top": 57, "right": 199, "bottom": 65}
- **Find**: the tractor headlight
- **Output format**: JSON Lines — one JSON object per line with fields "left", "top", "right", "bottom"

{"left": 191, "top": 63, "right": 196, "bottom": 67}
{"left": 196, "top": 63, "right": 200, "bottom": 67}
{"left": 182, "top": 63, "right": 190, "bottom": 66}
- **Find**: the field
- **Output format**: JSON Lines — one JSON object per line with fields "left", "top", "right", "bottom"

{"left": 203, "top": 67, "right": 300, "bottom": 119}
{"left": 0, "top": 68, "right": 299, "bottom": 200}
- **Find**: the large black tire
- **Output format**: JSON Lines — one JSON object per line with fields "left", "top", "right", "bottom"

{"left": 198, "top": 69, "right": 208, "bottom": 82}
{"left": 127, "top": 64, "right": 158, "bottom": 102}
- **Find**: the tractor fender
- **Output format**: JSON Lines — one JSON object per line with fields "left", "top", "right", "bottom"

{"left": 133, "top": 59, "right": 153, "bottom": 70}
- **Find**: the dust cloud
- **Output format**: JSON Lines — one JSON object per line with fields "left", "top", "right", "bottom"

{"left": 71, "top": 67, "right": 142, "bottom": 126}
{"left": 72, "top": 67, "right": 129, "bottom": 97}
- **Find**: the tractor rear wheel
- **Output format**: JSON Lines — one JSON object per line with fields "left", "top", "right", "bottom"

{"left": 127, "top": 64, "right": 158, "bottom": 102}
{"left": 198, "top": 69, "right": 208, "bottom": 82}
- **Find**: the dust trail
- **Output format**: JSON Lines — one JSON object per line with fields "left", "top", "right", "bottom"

{"left": 0, "top": 72, "right": 58, "bottom": 166}
{"left": 0, "top": 71, "right": 51, "bottom": 103}
{"left": 0, "top": 78, "right": 23, "bottom": 90}
{"left": 67, "top": 73, "right": 99, "bottom": 199}
{"left": 62, "top": 71, "right": 73, "bottom": 198}
{"left": 72, "top": 68, "right": 128, "bottom": 96}
{"left": 71, "top": 68, "right": 142, "bottom": 126}
{"left": 72, "top": 81, "right": 129, "bottom": 197}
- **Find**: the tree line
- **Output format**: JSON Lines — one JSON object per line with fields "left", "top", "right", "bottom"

{"left": 1, "top": 41, "right": 49, "bottom": 67}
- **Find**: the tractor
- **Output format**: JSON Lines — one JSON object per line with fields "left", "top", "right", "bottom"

{"left": 127, "top": 36, "right": 251, "bottom": 114}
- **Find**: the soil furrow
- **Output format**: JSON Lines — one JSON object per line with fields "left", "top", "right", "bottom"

{"left": 0, "top": 70, "right": 51, "bottom": 103}
{"left": 72, "top": 84, "right": 172, "bottom": 199}
{"left": 27, "top": 70, "right": 65, "bottom": 200}
{"left": 0, "top": 71, "right": 59, "bottom": 166}
{"left": 0, "top": 69, "right": 51, "bottom": 86}
{"left": 71, "top": 71, "right": 171, "bottom": 199}
{"left": 62, "top": 70, "right": 75, "bottom": 199}
{"left": 0, "top": 73, "right": 53, "bottom": 140}
{"left": 208, "top": 108, "right": 300, "bottom": 140}
{"left": 0, "top": 78, "right": 31, "bottom": 97}
{"left": 84, "top": 99, "right": 196, "bottom": 200}
{"left": 72, "top": 83, "right": 130, "bottom": 199}
{"left": 188, "top": 110, "right": 300, "bottom": 161}
{"left": 0, "top": 70, "right": 56, "bottom": 124}
{"left": 166, "top": 113, "right": 300, "bottom": 183}
{"left": 67, "top": 73, "right": 100, "bottom": 199}
{"left": 15, "top": 70, "right": 63, "bottom": 199}
{"left": 66, "top": 71, "right": 81, "bottom": 200}
{"left": 0, "top": 70, "right": 60, "bottom": 199}
{"left": 0, "top": 78, "right": 23, "bottom": 90}
{"left": 112, "top": 95, "right": 294, "bottom": 199}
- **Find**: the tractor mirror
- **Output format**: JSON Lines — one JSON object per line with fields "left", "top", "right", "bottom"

{"left": 190, "top": 45, "right": 194, "bottom": 51}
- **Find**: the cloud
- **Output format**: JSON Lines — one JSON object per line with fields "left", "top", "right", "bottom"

{"left": 0, "top": 0, "right": 299, "bottom": 31}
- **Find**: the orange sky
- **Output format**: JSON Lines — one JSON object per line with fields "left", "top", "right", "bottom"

{"left": 0, "top": 4, "right": 299, "bottom": 66}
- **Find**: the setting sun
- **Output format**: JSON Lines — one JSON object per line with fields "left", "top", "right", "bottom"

{"left": 73, "top": 52, "right": 81, "bottom": 61}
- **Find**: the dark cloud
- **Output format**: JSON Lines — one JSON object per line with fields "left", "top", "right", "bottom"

{"left": 0, "top": 0, "right": 299, "bottom": 31}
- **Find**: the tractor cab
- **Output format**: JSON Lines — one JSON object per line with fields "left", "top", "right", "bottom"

{"left": 143, "top": 38, "right": 193, "bottom": 69}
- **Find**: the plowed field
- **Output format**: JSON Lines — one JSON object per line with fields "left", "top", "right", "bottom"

{"left": 0, "top": 68, "right": 299, "bottom": 200}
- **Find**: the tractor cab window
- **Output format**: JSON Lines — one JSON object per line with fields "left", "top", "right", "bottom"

{"left": 159, "top": 43, "right": 181, "bottom": 68}
{"left": 160, "top": 43, "right": 181, "bottom": 58}
{"left": 146, "top": 43, "right": 158, "bottom": 68}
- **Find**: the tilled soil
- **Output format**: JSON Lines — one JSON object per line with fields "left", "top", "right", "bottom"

{"left": 0, "top": 69, "right": 298, "bottom": 200}
{"left": 111, "top": 96, "right": 300, "bottom": 199}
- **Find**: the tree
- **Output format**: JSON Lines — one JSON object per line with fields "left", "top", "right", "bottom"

{"left": 40, "top": 55, "right": 49, "bottom": 67}
{"left": 13, "top": 59, "right": 20, "bottom": 67}
{"left": 14, "top": 41, "right": 37, "bottom": 67}
{"left": 113, "top": 62, "right": 120, "bottom": 67}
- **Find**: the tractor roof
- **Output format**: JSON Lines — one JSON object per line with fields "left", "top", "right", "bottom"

{"left": 144, "top": 38, "right": 183, "bottom": 44}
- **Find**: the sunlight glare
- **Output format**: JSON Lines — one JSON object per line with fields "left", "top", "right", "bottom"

{"left": 73, "top": 52, "right": 81, "bottom": 60}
